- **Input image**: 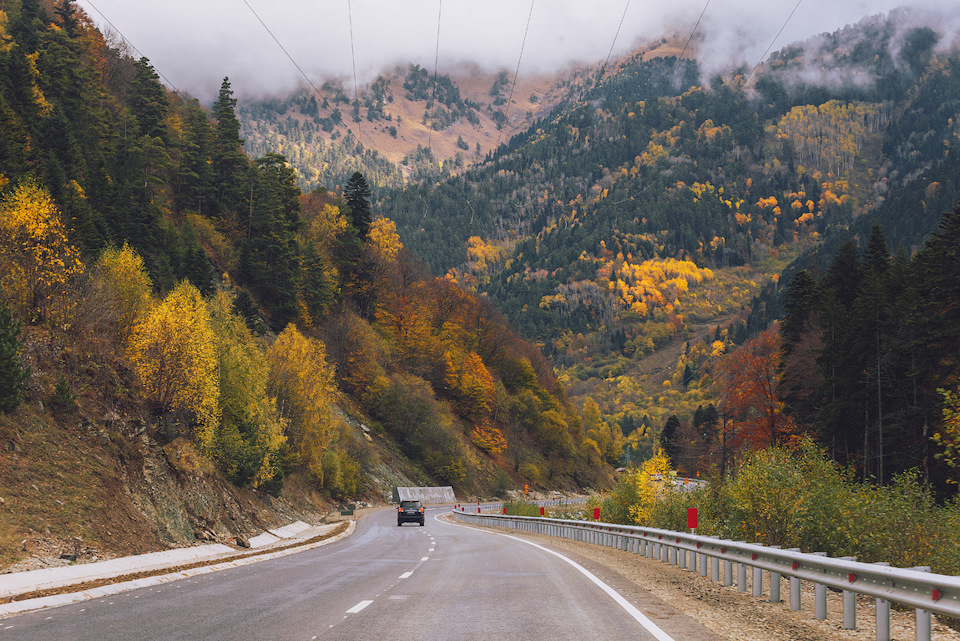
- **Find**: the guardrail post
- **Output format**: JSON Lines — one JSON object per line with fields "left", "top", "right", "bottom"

{"left": 874, "top": 562, "right": 891, "bottom": 641}
{"left": 812, "top": 552, "right": 828, "bottom": 619}
{"left": 911, "top": 566, "right": 932, "bottom": 641}
{"left": 752, "top": 565, "right": 763, "bottom": 597}
{"left": 738, "top": 559, "right": 747, "bottom": 592}
{"left": 839, "top": 556, "right": 856, "bottom": 630}
{"left": 788, "top": 548, "right": 802, "bottom": 611}
{"left": 689, "top": 546, "right": 697, "bottom": 573}
{"left": 769, "top": 546, "right": 782, "bottom": 603}
{"left": 669, "top": 544, "right": 677, "bottom": 566}
{"left": 679, "top": 546, "right": 687, "bottom": 569}
{"left": 700, "top": 546, "right": 708, "bottom": 576}
{"left": 724, "top": 557, "right": 734, "bottom": 587}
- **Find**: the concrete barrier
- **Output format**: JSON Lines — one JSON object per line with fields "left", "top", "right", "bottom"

{"left": 392, "top": 486, "right": 457, "bottom": 504}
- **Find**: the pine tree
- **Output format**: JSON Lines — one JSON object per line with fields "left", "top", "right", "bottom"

{"left": 54, "top": 0, "right": 80, "bottom": 38}
{"left": 129, "top": 58, "right": 170, "bottom": 142}
{"left": 818, "top": 237, "right": 865, "bottom": 462}
{"left": 212, "top": 78, "right": 247, "bottom": 215}
{"left": 344, "top": 171, "right": 372, "bottom": 240}
{"left": 240, "top": 154, "right": 301, "bottom": 329}
{"left": 660, "top": 414, "right": 681, "bottom": 465}
{"left": 780, "top": 269, "right": 817, "bottom": 355}
{"left": 854, "top": 224, "right": 892, "bottom": 481}
{"left": 0, "top": 299, "right": 30, "bottom": 414}
{"left": 175, "top": 101, "right": 217, "bottom": 215}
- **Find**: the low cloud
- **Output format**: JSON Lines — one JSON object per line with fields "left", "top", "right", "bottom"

{"left": 74, "top": 0, "right": 960, "bottom": 102}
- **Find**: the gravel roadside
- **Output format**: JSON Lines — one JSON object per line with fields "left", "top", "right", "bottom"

{"left": 474, "top": 521, "right": 960, "bottom": 641}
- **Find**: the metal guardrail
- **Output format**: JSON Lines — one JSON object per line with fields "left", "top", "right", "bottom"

{"left": 452, "top": 509, "right": 960, "bottom": 641}
{"left": 456, "top": 497, "right": 588, "bottom": 513}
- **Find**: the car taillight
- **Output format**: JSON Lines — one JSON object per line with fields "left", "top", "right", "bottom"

{"left": 419, "top": 507, "right": 424, "bottom": 513}
{"left": 398, "top": 507, "right": 402, "bottom": 512}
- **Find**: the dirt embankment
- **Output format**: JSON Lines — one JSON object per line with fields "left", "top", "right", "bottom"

{"left": 0, "top": 402, "right": 335, "bottom": 574}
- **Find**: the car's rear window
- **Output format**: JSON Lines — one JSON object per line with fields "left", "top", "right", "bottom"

{"left": 401, "top": 501, "right": 420, "bottom": 508}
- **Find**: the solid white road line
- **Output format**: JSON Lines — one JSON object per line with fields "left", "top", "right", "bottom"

{"left": 442, "top": 514, "right": 676, "bottom": 641}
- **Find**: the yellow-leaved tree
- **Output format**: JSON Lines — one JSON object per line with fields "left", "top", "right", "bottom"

{"left": 127, "top": 281, "right": 219, "bottom": 448}
{"left": 92, "top": 243, "right": 154, "bottom": 344}
{"left": 627, "top": 451, "right": 674, "bottom": 525}
{"left": 934, "top": 387, "right": 960, "bottom": 484}
{"left": 443, "top": 350, "right": 495, "bottom": 421}
{"left": 582, "top": 397, "right": 625, "bottom": 465}
{"left": 367, "top": 216, "right": 402, "bottom": 263}
{"left": 0, "top": 181, "right": 83, "bottom": 323}
{"left": 266, "top": 324, "right": 339, "bottom": 486}
{"left": 209, "top": 292, "right": 286, "bottom": 489}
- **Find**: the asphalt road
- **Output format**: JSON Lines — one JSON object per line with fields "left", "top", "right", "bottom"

{"left": 0, "top": 507, "right": 720, "bottom": 641}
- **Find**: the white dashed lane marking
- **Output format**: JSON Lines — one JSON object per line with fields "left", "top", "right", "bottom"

{"left": 346, "top": 600, "right": 373, "bottom": 614}
{"left": 399, "top": 571, "right": 413, "bottom": 579}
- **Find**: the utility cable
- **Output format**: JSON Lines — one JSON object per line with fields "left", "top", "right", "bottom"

{"left": 347, "top": 0, "right": 363, "bottom": 149}
{"left": 428, "top": 0, "right": 443, "bottom": 152}
{"left": 600, "top": 0, "right": 631, "bottom": 77}
{"left": 241, "top": 0, "right": 324, "bottom": 99}
{"left": 749, "top": 0, "right": 803, "bottom": 79}
{"left": 240, "top": 0, "right": 363, "bottom": 153}
{"left": 496, "top": 0, "right": 536, "bottom": 151}
{"left": 672, "top": 0, "right": 711, "bottom": 82}
{"left": 83, "top": 0, "right": 185, "bottom": 99}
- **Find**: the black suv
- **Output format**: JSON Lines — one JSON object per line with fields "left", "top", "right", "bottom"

{"left": 397, "top": 500, "right": 425, "bottom": 526}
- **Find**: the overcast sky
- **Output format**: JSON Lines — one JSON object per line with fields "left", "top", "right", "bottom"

{"left": 73, "top": 0, "right": 960, "bottom": 102}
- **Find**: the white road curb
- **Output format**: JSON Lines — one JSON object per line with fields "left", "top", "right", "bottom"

{"left": 0, "top": 521, "right": 354, "bottom": 620}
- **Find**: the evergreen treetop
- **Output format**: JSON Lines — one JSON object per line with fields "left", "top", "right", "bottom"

{"left": 344, "top": 171, "right": 372, "bottom": 240}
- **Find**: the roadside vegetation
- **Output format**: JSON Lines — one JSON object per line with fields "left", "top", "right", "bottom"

{"left": 591, "top": 442, "right": 960, "bottom": 576}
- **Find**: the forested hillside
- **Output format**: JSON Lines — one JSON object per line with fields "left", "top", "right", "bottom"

{"left": 0, "top": 0, "right": 614, "bottom": 564}
{"left": 237, "top": 63, "right": 582, "bottom": 193}
{"left": 372, "top": 12, "right": 960, "bottom": 485}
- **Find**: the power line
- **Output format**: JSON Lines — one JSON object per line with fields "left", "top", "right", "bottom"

{"left": 749, "top": 0, "right": 804, "bottom": 79}
{"left": 600, "top": 0, "right": 631, "bottom": 76}
{"left": 240, "top": 0, "right": 324, "bottom": 98}
{"left": 428, "top": 0, "right": 443, "bottom": 151}
{"left": 673, "top": 0, "right": 711, "bottom": 81}
{"left": 83, "top": 0, "right": 185, "bottom": 98}
{"left": 676, "top": 0, "right": 711, "bottom": 64}
{"left": 496, "top": 0, "right": 536, "bottom": 151}
{"left": 346, "top": 0, "right": 363, "bottom": 148}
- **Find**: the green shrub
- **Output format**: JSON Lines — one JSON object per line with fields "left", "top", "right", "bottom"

{"left": 505, "top": 500, "right": 541, "bottom": 517}
{"left": 0, "top": 299, "right": 29, "bottom": 414}
{"left": 597, "top": 440, "right": 960, "bottom": 574}
{"left": 50, "top": 375, "right": 76, "bottom": 412}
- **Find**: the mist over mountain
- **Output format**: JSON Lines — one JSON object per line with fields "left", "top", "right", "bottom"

{"left": 74, "top": 0, "right": 960, "bottom": 102}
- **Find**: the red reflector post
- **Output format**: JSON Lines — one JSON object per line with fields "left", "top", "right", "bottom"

{"left": 540, "top": 506, "right": 545, "bottom": 516}
{"left": 593, "top": 507, "right": 601, "bottom": 522}
{"left": 687, "top": 507, "right": 698, "bottom": 530}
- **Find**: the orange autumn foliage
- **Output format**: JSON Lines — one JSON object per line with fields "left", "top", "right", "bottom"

{"left": 713, "top": 323, "right": 796, "bottom": 450}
